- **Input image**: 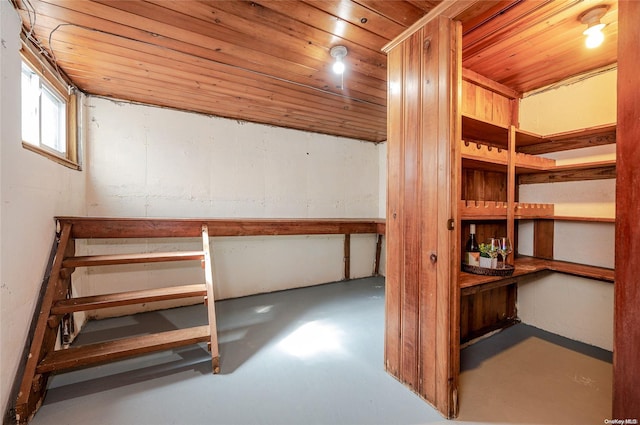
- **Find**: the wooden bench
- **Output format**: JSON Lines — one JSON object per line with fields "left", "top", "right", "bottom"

{"left": 14, "top": 217, "right": 385, "bottom": 424}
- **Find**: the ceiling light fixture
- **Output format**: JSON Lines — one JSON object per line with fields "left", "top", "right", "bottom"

{"left": 330, "top": 45, "right": 348, "bottom": 75}
{"left": 579, "top": 5, "right": 608, "bottom": 49}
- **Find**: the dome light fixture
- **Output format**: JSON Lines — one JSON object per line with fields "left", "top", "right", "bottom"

{"left": 579, "top": 5, "right": 608, "bottom": 49}
{"left": 330, "top": 45, "right": 348, "bottom": 75}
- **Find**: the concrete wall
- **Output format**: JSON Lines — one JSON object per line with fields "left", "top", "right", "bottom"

{"left": 1, "top": 6, "right": 384, "bottom": 415}
{"left": 517, "top": 69, "right": 616, "bottom": 351}
{"left": 1, "top": 2, "right": 87, "bottom": 417}
{"left": 82, "top": 96, "right": 382, "bottom": 309}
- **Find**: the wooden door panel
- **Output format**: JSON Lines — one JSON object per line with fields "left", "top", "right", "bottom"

{"left": 385, "top": 46, "right": 403, "bottom": 379}
{"left": 384, "top": 14, "right": 460, "bottom": 419}
{"left": 399, "top": 29, "right": 423, "bottom": 391}
{"left": 418, "top": 19, "right": 440, "bottom": 403}
{"left": 614, "top": 0, "right": 640, "bottom": 417}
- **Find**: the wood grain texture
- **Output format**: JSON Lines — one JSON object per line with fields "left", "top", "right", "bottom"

{"left": 462, "top": 0, "right": 618, "bottom": 93}
{"left": 533, "top": 220, "right": 554, "bottom": 260}
{"left": 12, "top": 0, "right": 444, "bottom": 143}
{"left": 62, "top": 251, "right": 205, "bottom": 268}
{"left": 36, "top": 326, "right": 210, "bottom": 374}
{"left": 517, "top": 124, "right": 617, "bottom": 154}
{"left": 344, "top": 234, "right": 351, "bottom": 280}
{"left": 399, "top": 27, "right": 421, "bottom": 392}
{"left": 460, "top": 78, "right": 512, "bottom": 127}
{"left": 384, "top": 45, "right": 403, "bottom": 379}
{"left": 56, "top": 217, "right": 385, "bottom": 239}
{"left": 51, "top": 284, "right": 207, "bottom": 314}
{"left": 418, "top": 20, "right": 437, "bottom": 403}
{"left": 374, "top": 234, "right": 383, "bottom": 275}
{"left": 384, "top": 12, "right": 461, "bottom": 418}
{"left": 201, "top": 225, "right": 220, "bottom": 374}
{"left": 614, "top": 0, "right": 640, "bottom": 418}
{"left": 11, "top": 1, "right": 617, "bottom": 143}
{"left": 506, "top": 126, "right": 516, "bottom": 266}
{"left": 459, "top": 256, "right": 614, "bottom": 294}
{"left": 14, "top": 223, "right": 73, "bottom": 424}
{"left": 460, "top": 285, "right": 517, "bottom": 343}
{"left": 518, "top": 163, "right": 616, "bottom": 184}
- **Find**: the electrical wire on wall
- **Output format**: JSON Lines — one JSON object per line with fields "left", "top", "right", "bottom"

{"left": 10, "top": 0, "right": 75, "bottom": 95}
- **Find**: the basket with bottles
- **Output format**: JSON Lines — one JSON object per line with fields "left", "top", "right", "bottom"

{"left": 462, "top": 224, "right": 514, "bottom": 276}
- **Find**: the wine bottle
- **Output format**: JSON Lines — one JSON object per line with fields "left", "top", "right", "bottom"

{"left": 465, "top": 224, "right": 480, "bottom": 266}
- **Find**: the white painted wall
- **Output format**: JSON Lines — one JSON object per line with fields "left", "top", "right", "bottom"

{"left": 378, "top": 141, "right": 387, "bottom": 276}
{"left": 517, "top": 69, "right": 616, "bottom": 351}
{"left": 1, "top": 9, "right": 384, "bottom": 415}
{"left": 1, "top": 2, "right": 87, "bottom": 417}
{"left": 82, "top": 96, "right": 382, "bottom": 308}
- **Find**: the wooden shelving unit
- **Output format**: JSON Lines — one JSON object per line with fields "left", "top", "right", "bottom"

{"left": 458, "top": 107, "right": 616, "bottom": 344}
{"left": 460, "top": 116, "right": 617, "bottom": 221}
{"left": 460, "top": 256, "right": 615, "bottom": 296}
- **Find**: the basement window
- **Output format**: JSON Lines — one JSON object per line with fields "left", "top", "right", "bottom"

{"left": 20, "top": 40, "right": 79, "bottom": 169}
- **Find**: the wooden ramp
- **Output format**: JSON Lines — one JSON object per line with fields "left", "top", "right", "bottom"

{"left": 14, "top": 219, "right": 220, "bottom": 424}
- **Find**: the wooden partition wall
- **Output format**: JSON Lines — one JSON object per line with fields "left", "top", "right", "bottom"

{"left": 614, "top": 0, "right": 640, "bottom": 418}
{"left": 383, "top": 13, "right": 461, "bottom": 419}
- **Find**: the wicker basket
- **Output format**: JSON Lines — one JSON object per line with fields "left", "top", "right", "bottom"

{"left": 462, "top": 263, "right": 515, "bottom": 276}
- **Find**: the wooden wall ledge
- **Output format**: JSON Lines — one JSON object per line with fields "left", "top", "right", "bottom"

{"left": 460, "top": 256, "right": 614, "bottom": 296}
{"left": 55, "top": 217, "right": 386, "bottom": 239}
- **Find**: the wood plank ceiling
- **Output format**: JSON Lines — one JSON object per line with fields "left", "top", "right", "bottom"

{"left": 12, "top": 0, "right": 617, "bottom": 143}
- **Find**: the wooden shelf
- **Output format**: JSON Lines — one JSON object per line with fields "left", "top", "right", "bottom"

{"left": 518, "top": 160, "right": 616, "bottom": 184}
{"left": 514, "top": 203, "right": 554, "bottom": 219}
{"left": 545, "top": 259, "right": 614, "bottom": 282}
{"left": 460, "top": 256, "right": 614, "bottom": 296}
{"left": 550, "top": 216, "right": 615, "bottom": 223}
{"left": 57, "top": 217, "right": 386, "bottom": 239}
{"left": 475, "top": 214, "right": 614, "bottom": 222}
{"left": 62, "top": 251, "right": 206, "bottom": 268}
{"left": 36, "top": 325, "right": 210, "bottom": 374}
{"left": 462, "top": 114, "right": 509, "bottom": 147}
{"left": 461, "top": 117, "right": 616, "bottom": 170}
{"left": 460, "top": 121, "right": 616, "bottom": 184}
{"left": 516, "top": 215, "right": 614, "bottom": 223}
{"left": 514, "top": 151, "right": 555, "bottom": 171}
{"left": 459, "top": 200, "right": 508, "bottom": 219}
{"left": 460, "top": 200, "right": 554, "bottom": 219}
{"left": 461, "top": 140, "right": 508, "bottom": 165}
{"left": 51, "top": 284, "right": 207, "bottom": 314}
{"left": 515, "top": 128, "right": 545, "bottom": 148}
{"left": 517, "top": 124, "right": 616, "bottom": 155}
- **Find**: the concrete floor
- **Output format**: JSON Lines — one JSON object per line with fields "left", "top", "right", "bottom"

{"left": 29, "top": 277, "right": 612, "bottom": 425}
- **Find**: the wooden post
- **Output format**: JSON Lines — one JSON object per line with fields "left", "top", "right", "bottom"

{"left": 374, "top": 234, "right": 383, "bottom": 276}
{"left": 614, "top": 0, "right": 640, "bottom": 417}
{"left": 507, "top": 125, "right": 516, "bottom": 265}
{"left": 201, "top": 225, "right": 220, "bottom": 374}
{"left": 344, "top": 234, "right": 351, "bottom": 280}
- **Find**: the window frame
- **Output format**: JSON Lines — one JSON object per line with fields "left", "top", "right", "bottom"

{"left": 20, "top": 37, "right": 80, "bottom": 170}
